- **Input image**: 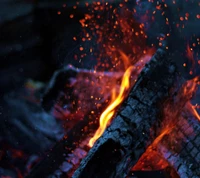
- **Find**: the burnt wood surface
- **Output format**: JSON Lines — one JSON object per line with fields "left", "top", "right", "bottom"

{"left": 25, "top": 110, "right": 98, "bottom": 178}
{"left": 27, "top": 48, "right": 177, "bottom": 178}
{"left": 128, "top": 170, "right": 171, "bottom": 178}
{"left": 156, "top": 115, "right": 200, "bottom": 177}
{"left": 26, "top": 68, "right": 123, "bottom": 177}
{"left": 72, "top": 48, "right": 177, "bottom": 178}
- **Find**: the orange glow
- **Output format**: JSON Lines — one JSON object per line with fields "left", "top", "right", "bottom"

{"left": 183, "top": 77, "right": 199, "bottom": 99}
{"left": 77, "top": 2, "right": 154, "bottom": 72}
{"left": 186, "top": 102, "right": 200, "bottom": 121}
{"left": 88, "top": 65, "right": 134, "bottom": 147}
{"left": 153, "top": 127, "right": 173, "bottom": 146}
{"left": 186, "top": 43, "right": 195, "bottom": 72}
{"left": 80, "top": 2, "right": 155, "bottom": 147}
{"left": 79, "top": 47, "right": 84, "bottom": 51}
{"left": 183, "top": 77, "right": 200, "bottom": 122}
{"left": 71, "top": 1, "right": 154, "bottom": 147}
{"left": 70, "top": 14, "right": 74, "bottom": 18}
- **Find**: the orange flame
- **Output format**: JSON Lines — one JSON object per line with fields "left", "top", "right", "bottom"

{"left": 186, "top": 102, "right": 200, "bottom": 121}
{"left": 183, "top": 76, "right": 199, "bottom": 98}
{"left": 181, "top": 76, "right": 200, "bottom": 121}
{"left": 88, "top": 65, "right": 134, "bottom": 147}
{"left": 78, "top": 2, "right": 153, "bottom": 147}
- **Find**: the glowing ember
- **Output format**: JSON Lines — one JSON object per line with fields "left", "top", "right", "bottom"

{"left": 186, "top": 43, "right": 195, "bottom": 74}
{"left": 186, "top": 102, "right": 200, "bottom": 121}
{"left": 89, "top": 64, "right": 134, "bottom": 147}
{"left": 133, "top": 75, "right": 200, "bottom": 174}
{"left": 76, "top": 1, "right": 153, "bottom": 72}
{"left": 70, "top": 1, "right": 154, "bottom": 147}
{"left": 183, "top": 76, "right": 199, "bottom": 101}
{"left": 67, "top": 3, "right": 200, "bottom": 171}
{"left": 183, "top": 77, "right": 200, "bottom": 122}
{"left": 68, "top": 0, "right": 200, "bottom": 176}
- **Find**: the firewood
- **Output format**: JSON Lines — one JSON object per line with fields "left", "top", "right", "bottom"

{"left": 27, "top": 49, "right": 176, "bottom": 177}
{"left": 72, "top": 48, "right": 177, "bottom": 178}
{"left": 42, "top": 65, "right": 123, "bottom": 113}
{"left": 132, "top": 79, "right": 200, "bottom": 178}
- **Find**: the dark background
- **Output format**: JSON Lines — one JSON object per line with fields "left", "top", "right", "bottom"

{"left": 0, "top": 1, "right": 87, "bottom": 176}
{"left": 0, "top": 0, "right": 86, "bottom": 94}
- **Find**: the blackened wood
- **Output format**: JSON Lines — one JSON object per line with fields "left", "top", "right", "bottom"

{"left": 132, "top": 82, "right": 200, "bottom": 177}
{"left": 72, "top": 49, "right": 177, "bottom": 178}
{"left": 41, "top": 66, "right": 78, "bottom": 111}
{"left": 156, "top": 115, "right": 200, "bottom": 177}
{"left": 26, "top": 68, "right": 123, "bottom": 177}
{"left": 25, "top": 112, "right": 92, "bottom": 178}
{"left": 41, "top": 65, "right": 123, "bottom": 112}
{"left": 128, "top": 170, "right": 171, "bottom": 178}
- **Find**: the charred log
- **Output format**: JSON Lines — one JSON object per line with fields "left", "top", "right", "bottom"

{"left": 156, "top": 115, "right": 200, "bottom": 177}
{"left": 132, "top": 80, "right": 200, "bottom": 177}
{"left": 27, "top": 48, "right": 176, "bottom": 178}
{"left": 25, "top": 110, "right": 95, "bottom": 178}
{"left": 27, "top": 67, "right": 124, "bottom": 177}
{"left": 41, "top": 66, "right": 78, "bottom": 112}
{"left": 128, "top": 169, "right": 173, "bottom": 178}
{"left": 72, "top": 48, "right": 177, "bottom": 178}
{"left": 42, "top": 65, "right": 123, "bottom": 113}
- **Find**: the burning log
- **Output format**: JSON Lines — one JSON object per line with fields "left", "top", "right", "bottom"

{"left": 26, "top": 67, "right": 124, "bottom": 178}
{"left": 156, "top": 115, "right": 200, "bottom": 178}
{"left": 42, "top": 65, "right": 123, "bottom": 113}
{"left": 72, "top": 48, "right": 177, "bottom": 178}
{"left": 41, "top": 65, "right": 124, "bottom": 131}
{"left": 27, "top": 48, "right": 176, "bottom": 178}
{"left": 132, "top": 115, "right": 200, "bottom": 178}
{"left": 131, "top": 76, "right": 200, "bottom": 177}
{"left": 26, "top": 53, "right": 152, "bottom": 177}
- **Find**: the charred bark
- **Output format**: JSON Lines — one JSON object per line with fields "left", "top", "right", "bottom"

{"left": 26, "top": 68, "right": 123, "bottom": 177}
{"left": 128, "top": 169, "right": 173, "bottom": 178}
{"left": 72, "top": 48, "right": 177, "bottom": 178}
{"left": 156, "top": 115, "right": 200, "bottom": 177}
{"left": 132, "top": 88, "right": 200, "bottom": 177}
{"left": 25, "top": 111, "right": 93, "bottom": 178}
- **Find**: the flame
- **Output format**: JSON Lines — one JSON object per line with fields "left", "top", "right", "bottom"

{"left": 81, "top": 2, "right": 154, "bottom": 147}
{"left": 186, "top": 102, "right": 200, "bottom": 121}
{"left": 132, "top": 76, "right": 200, "bottom": 172}
{"left": 183, "top": 76, "right": 199, "bottom": 99}
{"left": 182, "top": 76, "right": 200, "bottom": 122}
{"left": 88, "top": 65, "right": 134, "bottom": 147}
{"left": 132, "top": 126, "right": 173, "bottom": 171}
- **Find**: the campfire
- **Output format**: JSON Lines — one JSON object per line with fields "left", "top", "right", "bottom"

{"left": 1, "top": 1, "right": 200, "bottom": 178}
{"left": 28, "top": 1, "right": 200, "bottom": 178}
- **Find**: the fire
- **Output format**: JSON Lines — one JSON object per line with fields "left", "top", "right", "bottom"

{"left": 183, "top": 76, "right": 199, "bottom": 100}
{"left": 132, "top": 126, "right": 173, "bottom": 171}
{"left": 182, "top": 76, "right": 200, "bottom": 122}
{"left": 87, "top": 50, "right": 152, "bottom": 147}
{"left": 186, "top": 102, "right": 200, "bottom": 121}
{"left": 76, "top": 2, "right": 152, "bottom": 72}
{"left": 78, "top": 2, "right": 155, "bottom": 147}
{"left": 133, "top": 75, "right": 200, "bottom": 173}
{"left": 89, "top": 64, "right": 134, "bottom": 147}
{"left": 72, "top": 0, "right": 200, "bottom": 176}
